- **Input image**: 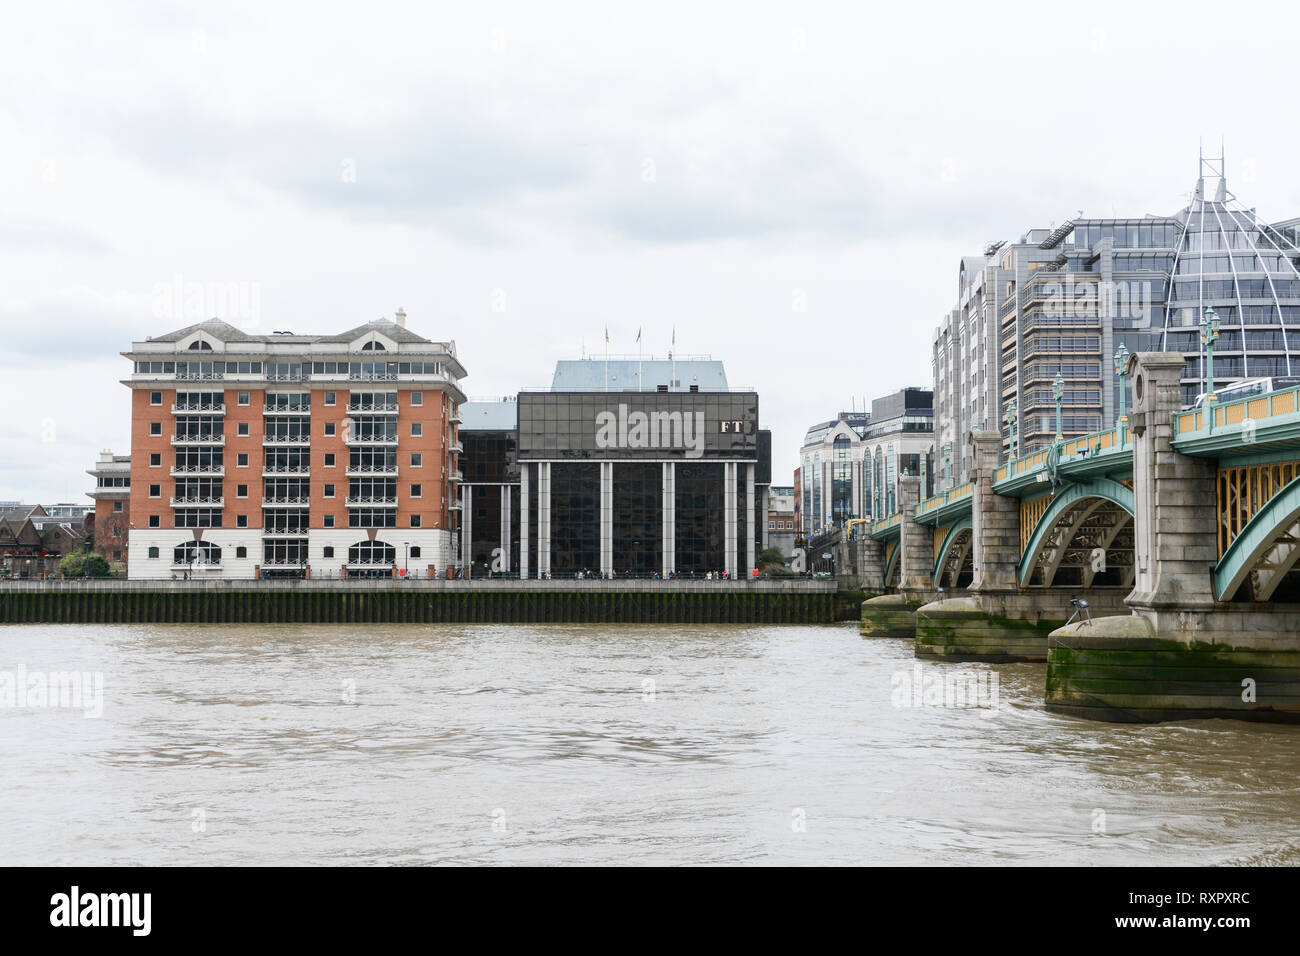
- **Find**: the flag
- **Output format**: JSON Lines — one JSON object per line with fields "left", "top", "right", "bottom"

{"left": 604, "top": 325, "right": 609, "bottom": 343}
{"left": 636, "top": 327, "right": 641, "bottom": 343}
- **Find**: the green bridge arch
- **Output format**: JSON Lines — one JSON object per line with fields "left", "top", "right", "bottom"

{"left": 1018, "top": 478, "right": 1135, "bottom": 588}
{"left": 884, "top": 543, "right": 900, "bottom": 590}
{"left": 933, "top": 516, "right": 974, "bottom": 588}
{"left": 1215, "top": 475, "right": 1300, "bottom": 602}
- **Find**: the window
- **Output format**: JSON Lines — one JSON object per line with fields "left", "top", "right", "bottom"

{"left": 150, "top": 422, "right": 162, "bottom": 436}
{"left": 411, "top": 392, "right": 423, "bottom": 406}
{"left": 237, "top": 515, "right": 248, "bottom": 528}
{"left": 324, "top": 453, "right": 336, "bottom": 467}
{"left": 149, "top": 484, "right": 161, "bottom": 498}
{"left": 324, "top": 422, "right": 336, "bottom": 436}
{"left": 148, "top": 515, "right": 160, "bottom": 527}
{"left": 324, "top": 483, "right": 335, "bottom": 498}
{"left": 150, "top": 391, "right": 162, "bottom": 405}
{"left": 113, "top": 551, "right": 121, "bottom": 561}
{"left": 411, "top": 423, "right": 422, "bottom": 437}
{"left": 769, "top": 521, "right": 775, "bottom": 530}
{"left": 410, "top": 515, "right": 421, "bottom": 527}
{"left": 324, "top": 392, "right": 336, "bottom": 406}
{"left": 238, "top": 392, "right": 250, "bottom": 406}
{"left": 148, "top": 546, "right": 159, "bottom": 558}
{"left": 150, "top": 453, "right": 161, "bottom": 467}
{"left": 237, "top": 453, "right": 249, "bottom": 467}
{"left": 410, "top": 546, "right": 421, "bottom": 559}
{"left": 323, "top": 515, "right": 335, "bottom": 528}
{"left": 323, "top": 546, "right": 335, "bottom": 558}
{"left": 236, "top": 484, "right": 248, "bottom": 498}
{"left": 236, "top": 546, "right": 247, "bottom": 558}
{"left": 237, "top": 422, "right": 249, "bottom": 437}
{"left": 113, "top": 501, "right": 123, "bottom": 512}
{"left": 410, "top": 483, "right": 421, "bottom": 498}
{"left": 410, "top": 453, "right": 422, "bottom": 467}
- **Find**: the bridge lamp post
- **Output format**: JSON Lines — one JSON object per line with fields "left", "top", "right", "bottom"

{"left": 1004, "top": 400, "right": 1018, "bottom": 459}
{"left": 1114, "top": 344, "right": 1129, "bottom": 446}
{"left": 1053, "top": 372, "right": 1065, "bottom": 444}
{"left": 1200, "top": 307, "right": 1221, "bottom": 406}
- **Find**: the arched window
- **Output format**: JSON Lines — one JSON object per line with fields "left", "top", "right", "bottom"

{"left": 173, "top": 540, "right": 221, "bottom": 566}
{"left": 361, "top": 340, "right": 386, "bottom": 351}
{"left": 348, "top": 540, "right": 396, "bottom": 565}
{"left": 187, "top": 339, "right": 213, "bottom": 350}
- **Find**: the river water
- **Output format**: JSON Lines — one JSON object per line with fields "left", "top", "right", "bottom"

{"left": 2, "top": 621, "right": 1297, "bottom": 866}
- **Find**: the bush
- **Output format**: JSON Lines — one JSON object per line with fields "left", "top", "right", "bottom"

{"left": 757, "top": 547, "right": 786, "bottom": 567}
{"left": 58, "top": 552, "right": 111, "bottom": 579}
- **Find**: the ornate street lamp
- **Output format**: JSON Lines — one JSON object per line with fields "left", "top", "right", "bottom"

{"left": 1200, "top": 307, "right": 1221, "bottom": 405}
{"left": 1004, "top": 399, "right": 1018, "bottom": 459}
{"left": 1114, "top": 344, "right": 1130, "bottom": 445}
{"left": 1053, "top": 372, "right": 1065, "bottom": 443}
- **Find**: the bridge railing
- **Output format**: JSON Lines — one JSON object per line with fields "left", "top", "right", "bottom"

{"left": 915, "top": 481, "right": 974, "bottom": 517}
{"left": 1174, "top": 385, "right": 1300, "bottom": 438}
{"left": 994, "top": 424, "right": 1126, "bottom": 483}
{"left": 871, "top": 512, "right": 903, "bottom": 536}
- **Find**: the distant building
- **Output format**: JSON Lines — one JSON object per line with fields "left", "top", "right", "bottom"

{"left": 0, "top": 504, "right": 86, "bottom": 578}
{"left": 766, "top": 485, "right": 796, "bottom": 557}
{"left": 796, "top": 388, "right": 934, "bottom": 533}
{"left": 935, "top": 153, "right": 1300, "bottom": 481}
{"left": 87, "top": 451, "right": 132, "bottom": 566}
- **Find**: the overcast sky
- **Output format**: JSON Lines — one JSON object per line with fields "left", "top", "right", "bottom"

{"left": 3, "top": 0, "right": 1299, "bottom": 504}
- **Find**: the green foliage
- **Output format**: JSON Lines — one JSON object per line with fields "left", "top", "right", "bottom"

{"left": 757, "top": 547, "right": 787, "bottom": 567}
{"left": 58, "top": 552, "right": 111, "bottom": 578}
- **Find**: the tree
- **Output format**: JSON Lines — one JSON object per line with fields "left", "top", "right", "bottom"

{"left": 58, "top": 552, "right": 110, "bottom": 579}
{"left": 757, "top": 547, "right": 786, "bottom": 567}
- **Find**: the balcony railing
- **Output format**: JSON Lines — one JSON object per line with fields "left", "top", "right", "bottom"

{"left": 171, "top": 434, "right": 225, "bottom": 446}
{"left": 262, "top": 496, "right": 309, "bottom": 507}
{"left": 264, "top": 404, "right": 311, "bottom": 415}
{"left": 448, "top": 470, "right": 464, "bottom": 481}
{"left": 347, "top": 402, "right": 399, "bottom": 414}
{"left": 263, "top": 434, "right": 311, "bottom": 445}
{"left": 345, "top": 434, "right": 399, "bottom": 445}
{"left": 261, "top": 557, "right": 307, "bottom": 566}
{"left": 175, "top": 371, "right": 224, "bottom": 381}
{"left": 346, "top": 464, "right": 399, "bottom": 477}
{"left": 348, "top": 372, "right": 398, "bottom": 381}
{"left": 170, "top": 496, "right": 224, "bottom": 507}
{"left": 448, "top": 441, "right": 464, "bottom": 454}
{"left": 172, "top": 403, "right": 225, "bottom": 414}
{"left": 345, "top": 496, "right": 398, "bottom": 508}
{"left": 267, "top": 372, "right": 308, "bottom": 382}
{"left": 171, "top": 465, "right": 225, "bottom": 476}
{"left": 262, "top": 464, "right": 310, "bottom": 476}
{"left": 171, "top": 560, "right": 222, "bottom": 569}
{"left": 262, "top": 527, "right": 309, "bottom": 536}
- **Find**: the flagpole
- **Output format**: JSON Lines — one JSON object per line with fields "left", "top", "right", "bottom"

{"left": 604, "top": 326, "right": 609, "bottom": 392}
{"left": 638, "top": 328, "right": 643, "bottom": 391}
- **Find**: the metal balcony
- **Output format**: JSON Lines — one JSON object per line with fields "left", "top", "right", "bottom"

{"left": 170, "top": 465, "right": 225, "bottom": 477}
{"left": 262, "top": 465, "right": 310, "bottom": 477}
{"left": 262, "top": 434, "right": 311, "bottom": 445}
{"left": 170, "top": 496, "right": 224, "bottom": 508}
{"left": 261, "top": 496, "right": 309, "bottom": 508}
{"left": 344, "top": 434, "right": 399, "bottom": 446}
{"left": 262, "top": 528, "right": 309, "bottom": 536}
{"left": 264, "top": 404, "right": 311, "bottom": 415}
{"left": 345, "top": 465, "right": 399, "bottom": 477}
{"left": 347, "top": 402, "right": 399, "bottom": 414}
{"left": 171, "top": 434, "right": 225, "bottom": 446}
{"left": 172, "top": 403, "right": 225, "bottom": 414}
{"left": 345, "top": 496, "right": 398, "bottom": 508}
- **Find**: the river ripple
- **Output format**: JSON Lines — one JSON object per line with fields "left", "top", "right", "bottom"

{"left": 1, "top": 622, "right": 1297, "bottom": 865}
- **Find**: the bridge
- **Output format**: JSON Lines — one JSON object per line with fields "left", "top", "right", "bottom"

{"left": 852, "top": 352, "right": 1300, "bottom": 723}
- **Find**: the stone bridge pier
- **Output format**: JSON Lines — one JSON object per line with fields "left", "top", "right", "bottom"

{"left": 860, "top": 476, "right": 938, "bottom": 637}
{"left": 1048, "top": 352, "right": 1300, "bottom": 722}
{"left": 914, "top": 432, "right": 1128, "bottom": 661}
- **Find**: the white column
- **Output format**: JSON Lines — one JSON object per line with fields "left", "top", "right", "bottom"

{"left": 538, "top": 462, "right": 551, "bottom": 578}
{"left": 662, "top": 462, "right": 675, "bottom": 577}
{"left": 520, "top": 465, "right": 530, "bottom": 579}
{"left": 745, "top": 463, "right": 755, "bottom": 574}
{"left": 724, "top": 461, "right": 737, "bottom": 578}
{"left": 600, "top": 461, "right": 613, "bottom": 576}
{"left": 500, "top": 484, "right": 511, "bottom": 573}
{"left": 462, "top": 485, "right": 472, "bottom": 575}
{"left": 760, "top": 484, "right": 770, "bottom": 550}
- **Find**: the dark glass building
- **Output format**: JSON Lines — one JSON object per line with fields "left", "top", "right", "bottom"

{"left": 461, "top": 358, "right": 771, "bottom": 578}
